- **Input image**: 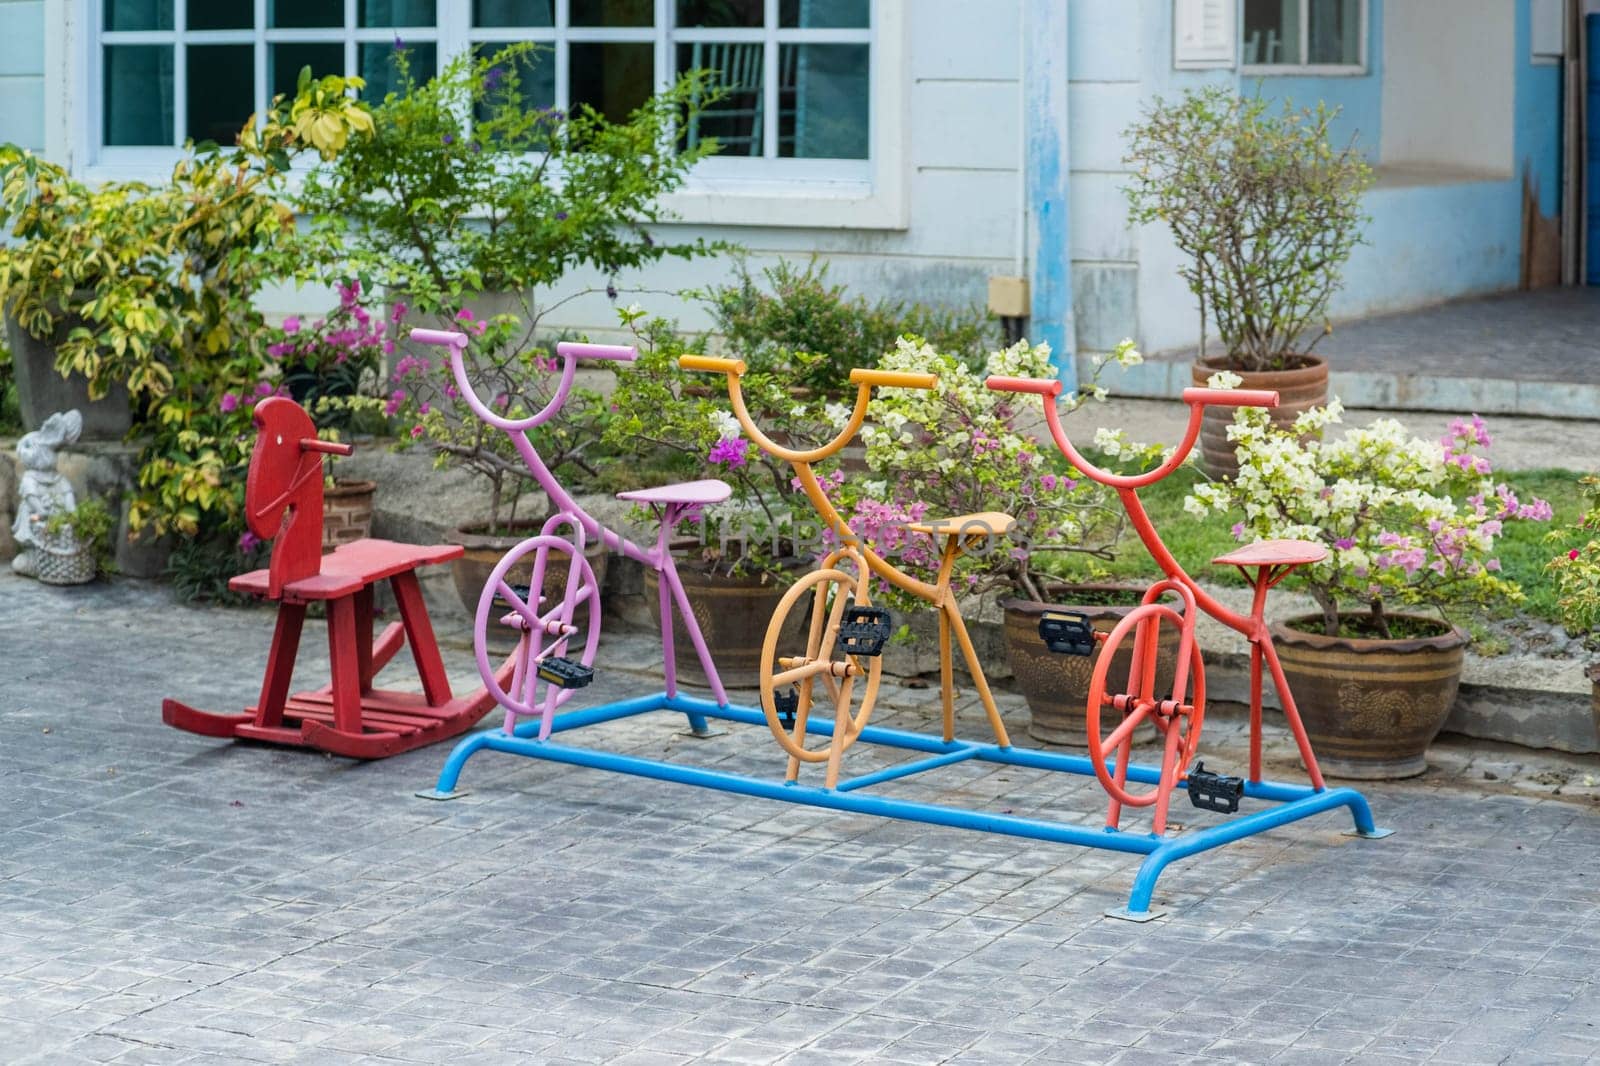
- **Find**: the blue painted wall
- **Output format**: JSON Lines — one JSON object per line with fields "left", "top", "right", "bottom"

{"left": 0, "top": 0, "right": 46, "bottom": 151}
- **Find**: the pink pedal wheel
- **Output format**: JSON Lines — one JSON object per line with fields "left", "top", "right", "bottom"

{"left": 473, "top": 534, "right": 601, "bottom": 738}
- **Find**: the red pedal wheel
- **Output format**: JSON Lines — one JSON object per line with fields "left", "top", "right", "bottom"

{"left": 1084, "top": 603, "right": 1206, "bottom": 809}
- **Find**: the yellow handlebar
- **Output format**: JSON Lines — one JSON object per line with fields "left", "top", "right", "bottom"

{"left": 849, "top": 368, "right": 938, "bottom": 390}
{"left": 679, "top": 355, "right": 746, "bottom": 375}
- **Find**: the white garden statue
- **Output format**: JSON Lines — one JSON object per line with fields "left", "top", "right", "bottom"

{"left": 12, "top": 409, "right": 83, "bottom": 578}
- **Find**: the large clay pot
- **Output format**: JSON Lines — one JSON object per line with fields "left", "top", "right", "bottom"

{"left": 322, "top": 479, "right": 376, "bottom": 552}
{"left": 5, "top": 307, "right": 133, "bottom": 441}
{"left": 445, "top": 519, "right": 609, "bottom": 633}
{"left": 1271, "top": 614, "right": 1468, "bottom": 780}
{"left": 643, "top": 564, "right": 803, "bottom": 690}
{"left": 1001, "top": 587, "right": 1175, "bottom": 746}
{"left": 1191, "top": 354, "right": 1328, "bottom": 479}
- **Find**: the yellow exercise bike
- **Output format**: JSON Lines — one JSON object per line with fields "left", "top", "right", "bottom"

{"left": 681, "top": 356, "right": 1017, "bottom": 789}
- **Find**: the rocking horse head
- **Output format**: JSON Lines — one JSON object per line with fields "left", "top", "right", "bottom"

{"left": 246, "top": 397, "right": 352, "bottom": 597}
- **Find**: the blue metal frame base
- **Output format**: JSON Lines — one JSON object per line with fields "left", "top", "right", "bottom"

{"left": 425, "top": 692, "right": 1392, "bottom": 919}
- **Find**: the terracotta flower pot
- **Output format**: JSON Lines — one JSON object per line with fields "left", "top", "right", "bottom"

{"left": 322, "top": 478, "right": 376, "bottom": 552}
{"left": 1191, "top": 354, "right": 1329, "bottom": 479}
{"left": 1270, "top": 614, "right": 1468, "bottom": 780}
{"left": 444, "top": 519, "right": 609, "bottom": 633}
{"left": 1001, "top": 587, "right": 1174, "bottom": 747}
{"left": 643, "top": 564, "right": 804, "bottom": 690}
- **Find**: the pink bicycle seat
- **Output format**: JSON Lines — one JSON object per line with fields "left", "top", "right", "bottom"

{"left": 1212, "top": 538, "right": 1327, "bottom": 569}
{"left": 615, "top": 479, "right": 733, "bottom": 507}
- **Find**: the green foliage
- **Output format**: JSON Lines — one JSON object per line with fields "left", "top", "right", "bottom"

{"left": 387, "top": 306, "right": 615, "bottom": 532}
{"left": 43, "top": 496, "right": 117, "bottom": 577}
{"left": 604, "top": 305, "right": 835, "bottom": 578}
{"left": 167, "top": 532, "right": 271, "bottom": 605}
{"left": 703, "top": 257, "right": 1000, "bottom": 394}
{"left": 296, "top": 44, "right": 721, "bottom": 314}
{"left": 0, "top": 337, "right": 16, "bottom": 435}
{"left": 1123, "top": 86, "right": 1373, "bottom": 372}
{"left": 0, "top": 71, "right": 373, "bottom": 544}
{"left": 1544, "top": 475, "right": 1600, "bottom": 640}
{"left": 843, "top": 337, "right": 1131, "bottom": 609}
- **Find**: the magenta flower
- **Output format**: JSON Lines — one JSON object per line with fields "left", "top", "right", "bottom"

{"left": 390, "top": 300, "right": 409, "bottom": 322}
{"left": 709, "top": 437, "right": 749, "bottom": 468}
{"left": 220, "top": 393, "right": 239, "bottom": 413}
{"left": 237, "top": 530, "right": 260, "bottom": 554}
{"left": 1039, "top": 473, "right": 1058, "bottom": 492}
{"left": 411, "top": 425, "right": 424, "bottom": 438}
{"left": 1334, "top": 537, "right": 1356, "bottom": 550}
{"left": 282, "top": 316, "right": 300, "bottom": 334}
{"left": 456, "top": 308, "right": 476, "bottom": 322}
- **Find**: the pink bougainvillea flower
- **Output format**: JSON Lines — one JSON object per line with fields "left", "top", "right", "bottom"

{"left": 282, "top": 316, "right": 300, "bottom": 334}
{"left": 390, "top": 300, "right": 409, "bottom": 322}
{"left": 411, "top": 425, "right": 424, "bottom": 438}
{"left": 238, "top": 530, "right": 260, "bottom": 554}
{"left": 220, "top": 393, "right": 239, "bottom": 413}
{"left": 1571, "top": 549, "right": 1581, "bottom": 560}
{"left": 1334, "top": 537, "right": 1356, "bottom": 550}
{"left": 456, "top": 308, "right": 476, "bottom": 322}
{"left": 709, "top": 437, "right": 749, "bottom": 468}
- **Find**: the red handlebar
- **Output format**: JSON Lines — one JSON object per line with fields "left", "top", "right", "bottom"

{"left": 986, "top": 375, "right": 1064, "bottom": 398}
{"left": 301, "top": 438, "right": 353, "bottom": 457}
{"left": 1181, "top": 386, "right": 1279, "bottom": 409}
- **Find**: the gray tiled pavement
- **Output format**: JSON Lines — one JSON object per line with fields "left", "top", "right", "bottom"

{"left": 4, "top": 572, "right": 1600, "bottom": 1064}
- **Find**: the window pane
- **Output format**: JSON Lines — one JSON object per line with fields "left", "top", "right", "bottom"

{"left": 270, "top": 0, "right": 343, "bottom": 28}
{"left": 1308, "top": 0, "right": 1360, "bottom": 64}
{"left": 676, "top": 42, "right": 762, "bottom": 156}
{"left": 570, "top": 41, "right": 652, "bottom": 123}
{"left": 474, "top": 0, "right": 553, "bottom": 27}
{"left": 778, "top": 43, "right": 866, "bottom": 159}
{"left": 104, "top": 0, "right": 173, "bottom": 32}
{"left": 361, "top": 41, "right": 436, "bottom": 99}
{"left": 187, "top": 45, "right": 253, "bottom": 145}
{"left": 572, "top": 0, "right": 651, "bottom": 26}
{"left": 104, "top": 45, "right": 174, "bottom": 145}
{"left": 188, "top": 0, "right": 252, "bottom": 30}
{"left": 1242, "top": 0, "right": 1302, "bottom": 65}
{"left": 779, "top": 0, "right": 868, "bottom": 29}
{"left": 271, "top": 43, "right": 345, "bottom": 102}
{"left": 676, "top": 0, "right": 762, "bottom": 28}
{"left": 359, "top": 0, "right": 437, "bottom": 26}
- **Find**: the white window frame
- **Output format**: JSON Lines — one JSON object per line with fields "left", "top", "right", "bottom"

{"left": 1238, "top": 0, "right": 1368, "bottom": 76}
{"left": 69, "top": 0, "right": 907, "bottom": 229}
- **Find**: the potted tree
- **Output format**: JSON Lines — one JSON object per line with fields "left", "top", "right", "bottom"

{"left": 37, "top": 497, "right": 116, "bottom": 585}
{"left": 604, "top": 308, "right": 818, "bottom": 689}
{"left": 1189, "top": 404, "right": 1552, "bottom": 778}
{"left": 1123, "top": 87, "right": 1373, "bottom": 477}
{"left": 847, "top": 334, "right": 1165, "bottom": 745}
{"left": 296, "top": 44, "right": 721, "bottom": 606}
{"left": 1543, "top": 476, "right": 1600, "bottom": 742}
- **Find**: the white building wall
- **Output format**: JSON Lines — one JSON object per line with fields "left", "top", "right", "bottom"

{"left": 0, "top": 0, "right": 46, "bottom": 151}
{"left": 538, "top": 0, "right": 1028, "bottom": 340}
{"left": 1380, "top": 0, "right": 1514, "bottom": 176}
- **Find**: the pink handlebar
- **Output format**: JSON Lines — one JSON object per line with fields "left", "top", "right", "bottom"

{"left": 557, "top": 341, "right": 637, "bottom": 362}
{"left": 408, "top": 327, "right": 468, "bottom": 348}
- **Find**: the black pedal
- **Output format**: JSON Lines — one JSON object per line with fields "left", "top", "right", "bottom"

{"left": 835, "top": 605, "right": 893, "bottom": 657}
{"left": 772, "top": 687, "right": 800, "bottom": 729}
{"left": 536, "top": 656, "right": 594, "bottom": 690}
{"left": 1039, "top": 611, "right": 1095, "bottom": 656}
{"left": 1186, "top": 761, "right": 1245, "bottom": 814}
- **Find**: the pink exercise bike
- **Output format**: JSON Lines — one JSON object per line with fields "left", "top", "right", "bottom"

{"left": 410, "top": 328, "right": 735, "bottom": 798}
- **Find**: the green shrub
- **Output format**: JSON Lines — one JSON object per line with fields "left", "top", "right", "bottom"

{"left": 703, "top": 258, "right": 999, "bottom": 394}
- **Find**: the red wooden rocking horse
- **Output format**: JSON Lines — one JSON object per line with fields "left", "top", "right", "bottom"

{"left": 163, "top": 397, "right": 511, "bottom": 758}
